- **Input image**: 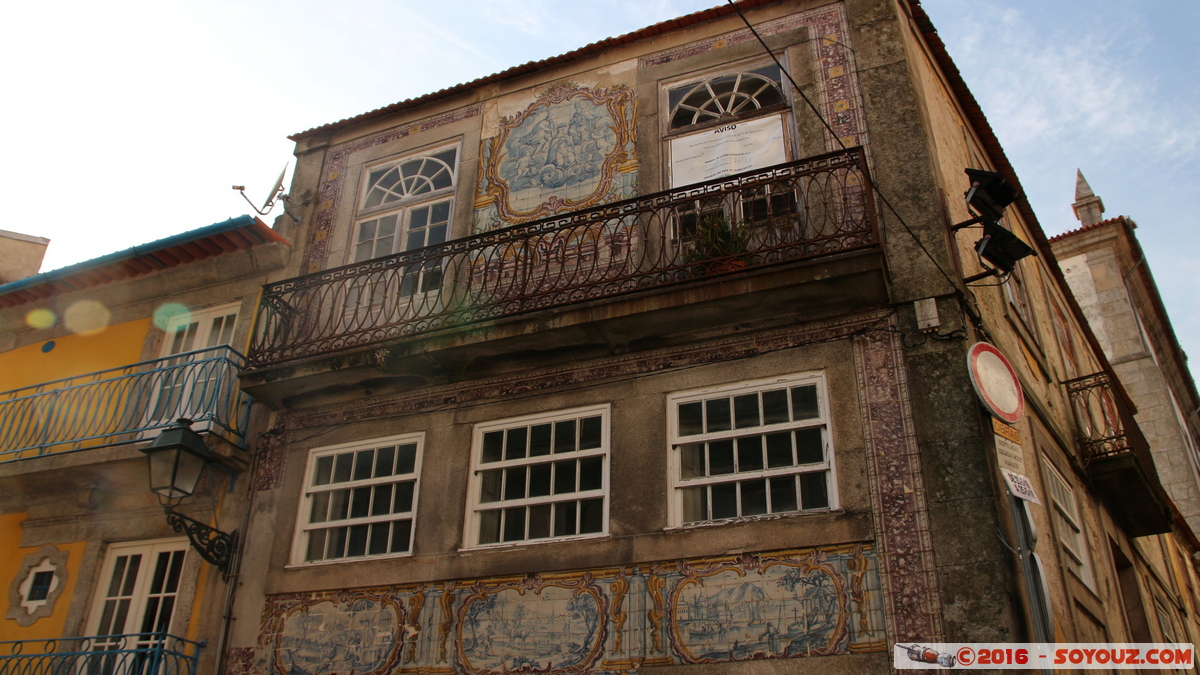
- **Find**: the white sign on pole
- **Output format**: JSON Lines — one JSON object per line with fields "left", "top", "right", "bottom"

{"left": 669, "top": 115, "right": 787, "bottom": 188}
{"left": 1002, "top": 469, "right": 1042, "bottom": 505}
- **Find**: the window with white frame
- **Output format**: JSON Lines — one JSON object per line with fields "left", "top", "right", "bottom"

{"left": 294, "top": 435, "right": 423, "bottom": 564}
{"left": 666, "top": 64, "right": 786, "bottom": 132}
{"left": 1042, "top": 461, "right": 1093, "bottom": 586}
{"left": 668, "top": 373, "right": 834, "bottom": 526}
{"left": 466, "top": 406, "right": 609, "bottom": 548}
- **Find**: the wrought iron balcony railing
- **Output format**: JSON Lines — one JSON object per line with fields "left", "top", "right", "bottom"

{"left": 0, "top": 633, "right": 202, "bottom": 675}
{"left": 0, "top": 346, "right": 252, "bottom": 462}
{"left": 247, "top": 147, "right": 879, "bottom": 368}
{"left": 1065, "top": 371, "right": 1148, "bottom": 463}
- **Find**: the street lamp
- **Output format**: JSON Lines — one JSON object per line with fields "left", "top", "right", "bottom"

{"left": 950, "top": 168, "right": 1035, "bottom": 282}
{"left": 142, "top": 419, "right": 238, "bottom": 571}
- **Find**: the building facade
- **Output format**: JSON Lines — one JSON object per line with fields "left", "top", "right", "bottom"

{"left": 0, "top": 216, "right": 288, "bottom": 673}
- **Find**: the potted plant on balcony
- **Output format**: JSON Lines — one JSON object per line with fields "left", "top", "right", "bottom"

{"left": 683, "top": 214, "right": 752, "bottom": 275}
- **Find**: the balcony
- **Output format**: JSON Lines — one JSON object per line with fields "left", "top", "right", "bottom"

{"left": 0, "top": 346, "right": 252, "bottom": 464}
{"left": 0, "top": 633, "right": 203, "bottom": 675}
{"left": 1066, "top": 371, "right": 1172, "bottom": 536}
{"left": 243, "top": 148, "right": 887, "bottom": 407}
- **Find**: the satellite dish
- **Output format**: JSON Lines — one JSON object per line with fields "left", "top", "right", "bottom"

{"left": 262, "top": 165, "right": 288, "bottom": 211}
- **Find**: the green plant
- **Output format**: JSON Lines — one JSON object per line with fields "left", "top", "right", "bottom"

{"left": 683, "top": 214, "right": 751, "bottom": 266}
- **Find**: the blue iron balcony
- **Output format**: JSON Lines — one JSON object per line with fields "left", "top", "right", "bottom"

{"left": 0, "top": 346, "right": 252, "bottom": 463}
{"left": 0, "top": 632, "right": 203, "bottom": 675}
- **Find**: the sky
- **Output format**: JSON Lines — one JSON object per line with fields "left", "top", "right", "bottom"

{"left": 2, "top": 0, "right": 1196, "bottom": 370}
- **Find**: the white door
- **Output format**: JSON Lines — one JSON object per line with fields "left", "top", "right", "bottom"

{"left": 85, "top": 539, "right": 189, "bottom": 671}
{"left": 146, "top": 303, "right": 239, "bottom": 430}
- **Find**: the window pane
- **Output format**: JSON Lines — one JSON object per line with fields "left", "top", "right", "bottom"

{"left": 395, "top": 444, "right": 417, "bottom": 474}
{"left": 306, "top": 530, "right": 327, "bottom": 562}
{"left": 328, "top": 490, "right": 350, "bottom": 521}
{"left": 679, "top": 402, "right": 703, "bottom": 436}
{"left": 770, "top": 476, "right": 798, "bottom": 513}
{"left": 762, "top": 389, "right": 789, "bottom": 424}
{"left": 579, "top": 456, "right": 603, "bottom": 491}
{"left": 682, "top": 486, "right": 708, "bottom": 523}
{"left": 766, "top": 432, "right": 794, "bottom": 468}
{"left": 528, "top": 504, "right": 552, "bottom": 539}
{"left": 711, "top": 483, "right": 738, "bottom": 520}
{"left": 482, "top": 431, "right": 504, "bottom": 463}
{"left": 504, "top": 467, "right": 527, "bottom": 500}
{"left": 374, "top": 446, "right": 395, "bottom": 478}
{"left": 368, "top": 523, "right": 390, "bottom": 555}
{"left": 795, "top": 428, "right": 823, "bottom": 464}
{"left": 580, "top": 498, "right": 604, "bottom": 534}
{"left": 503, "top": 508, "right": 526, "bottom": 542}
{"left": 478, "top": 510, "right": 501, "bottom": 545}
{"left": 505, "top": 427, "right": 528, "bottom": 461}
{"left": 708, "top": 440, "right": 735, "bottom": 475}
{"left": 391, "top": 520, "right": 412, "bottom": 553}
{"left": 554, "top": 420, "right": 577, "bottom": 453}
{"left": 480, "top": 470, "right": 502, "bottom": 503}
{"left": 528, "top": 463, "right": 552, "bottom": 497}
{"left": 530, "top": 424, "right": 553, "bottom": 456}
{"left": 741, "top": 479, "right": 768, "bottom": 516}
{"left": 353, "top": 450, "right": 374, "bottom": 481}
{"left": 347, "top": 525, "right": 369, "bottom": 557}
{"left": 580, "top": 416, "right": 602, "bottom": 449}
{"left": 554, "top": 502, "right": 577, "bottom": 537}
{"left": 737, "top": 436, "right": 764, "bottom": 472}
{"left": 792, "top": 385, "right": 819, "bottom": 420}
{"left": 706, "top": 398, "right": 731, "bottom": 432}
{"left": 333, "top": 454, "right": 353, "bottom": 483}
{"left": 326, "top": 527, "right": 348, "bottom": 559}
{"left": 309, "top": 492, "right": 330, "bottom": 524}
{"left": 371, "top": 484, "right": 394, "bottom": 516}
{"left": 800, "top": 473, "right": 829, "bottom": 509}
{"left": 314, "top": 457, "right": 333, "bottom": 486}
{"left": 393, "top": 481, "right": 415, "bottom": 513}
{"left": 734, "top": 394, "right": 760, "bottom": 429}
{"left": 680, "top": 443, "right": 705, "bottom": 478}
{"left": 554, "top": 460, "right": 577, "bottom": 494}
{"left": 350, "top": 487, "right": 371, "bottom": 519}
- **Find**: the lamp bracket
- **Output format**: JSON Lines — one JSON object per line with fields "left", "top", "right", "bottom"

{"left": 165, "top": 510, "right": 237, "bottom": 572}
{"left": 951, "top": 215, "right": 986, "bottom": 231}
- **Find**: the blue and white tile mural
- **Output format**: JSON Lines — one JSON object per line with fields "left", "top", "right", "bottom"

{"left": 252, "top": 545, "right": 885, "bottom": 674}
{"left": 474, "top": 82, "right": 638, "bottom": 232}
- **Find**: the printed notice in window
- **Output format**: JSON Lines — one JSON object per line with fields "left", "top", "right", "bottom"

{"left": 670, "top": 115, "right": 786, "bottom": 188}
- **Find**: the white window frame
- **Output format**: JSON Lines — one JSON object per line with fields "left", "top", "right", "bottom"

{"left": 1041, "top": 460, "right": 1094, "bottom": 587}
{"left": 290, "top": 433, "right": 424, "bottom": 566}
{"left": 464, "top": 404, "right": 610, "bottom": 550}
{"left": 85, "top": 538, "right": 189, "bottom": 640}
{"left": 667, "top": 372, "right": 837, "bottom": 528}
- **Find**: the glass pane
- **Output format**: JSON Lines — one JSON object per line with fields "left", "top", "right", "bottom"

{"left": 482, "top": 431, "right": 504, "bottom": 463}
{"left": 528, "top": 504, "right": 551, "bottom": 539}
{"left": 309, "top": 492, "right": 330, "bottom": 523}
{"left": 737, "top": 436, "right": 764, "bottom": 472}
{"left": 766, "top": 432, "right": 794, "bottom": 468}
{"left": 554, "top": 501, "right": 577, "bottom": 537}
{"left": 705, "top": 398, "right": 731, "bottom": 433}
{"left": 795, "top": 428, "right": 824, "bottom": 464}
{"left": 478, "top": 510, "right": 501, "bottom": 545}
{"left": 505, "top": 427, "right": 528, "bottom": 461}
{"left": 314, "top": 457, "right": 333, "bottom": 486}
{"left": 734, "top": 394, "right": 760, "bottom": 429}
{"left": 372, "top": 484, "right": 394, "bottom": 516}
{"left": 393, "top": 481, "right": 415, "bottom": 513}
{"left": 350, "top": 487, "right": 371, "bottom": 518}
{"left": 800, "top": 472, "right": 829, "bottom": 509}
{"left": 306, "top": 530, "right": 327, "bottom": 561}
{"left": 329, "top": 490, "right": 350, "bottom": 521}
{"left": 395, "top": 444, "right": 417, "bottom": 474}
{"left": 680, "top": 443, "right": 705, "bottom": 478}
{"left": 480, "top": 470, "right": 502, "bottom": 503}
{"left": 529, "top": 463, "right": 552, "bottom": 497}
{"left": 504, "top": 467, "right": 527, "bottom": 500}
{"left": 579, "top": 456, "right": 603, "bottom": 491}
{"left": 325, "top": 527, "right": 348, "bottom": 559}
{"left": 770, "top": 476, "right": 798, "bottom": 513}
{"left": 431, "top": 200, "right": 451, "bottom": 222}
{"left": 741, "top": 479, "right": 768, "bottom": 516}
{"left": 391, "top": 520, "right": 412, "bottom": 553}
{"left": 580, "top": 416, "right": 602, "bottom": 449}
{"left": 711, "top": 483, "right": 738, "bottom": 520}
{"left": 554, "top": 420, "right": 576, "bottom": 453}
{"left": 682, "top": 486, "right": 708, "bottom": 523}
{"left": 333, "top": 453, "right": 353, "bottom": 483}
{"left": 368, "top": 523, "right": 390, "bottom": 555}
{"left": 375, "top": 446, "right": 395, "bottom": 478}
{"left": 792, "top": 385, "right": 819, "bottom": 420}
{"left": 530, "top": 424, "right": 552, "bottom": 456}
{"left": 678, "top": 402, "right": 703, "bottom": 436}
{"left": 347, "top": 524, "right": 369, "bottom": 557}
{"left": 580, "top": 498, "right": 604, "bottom": 533}
{"left": 762, "top": 389, "right": 789, "bottom": 424}
{"left": 353, "top": 450, "right": 374, "bottom": 481}
{"left": 503, "top": 507, "right": 526, "bottom": 542}
{"left": 554, "top": 460, "right": 577, "bottom": 494}
{"left": 708, "top": 440, "right": 735, "bottom": 475}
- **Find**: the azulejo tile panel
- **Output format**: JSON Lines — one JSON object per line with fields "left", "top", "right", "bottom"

{"left": 252, "top": 545, "right": 884, "bottom": 674}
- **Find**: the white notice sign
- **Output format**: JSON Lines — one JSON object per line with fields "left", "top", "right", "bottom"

{"left": 669, "top": 115, "right": 787, "bottom": 188}
{"left": 992, "top": 418, "right": 1026, "bottom": 475}
{"left": 1002, "top": 469, "right": 1042, "bottom": 505}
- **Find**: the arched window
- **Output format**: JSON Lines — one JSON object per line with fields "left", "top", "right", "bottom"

{"left": 362, "top": 148, "right": 457, "bottom": 210}
{"left": 668, "top": 65, "right": 785, "bottom": 131}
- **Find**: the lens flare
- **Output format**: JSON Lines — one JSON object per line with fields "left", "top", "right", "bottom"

{"left": 63, "top": 301, "right": 111, "bottom": 336}
{"left": 153, "top": 303, "right": 191, "bottom": 331}
{"left": 25, "top": 308, "right": 56, "bottom": 329}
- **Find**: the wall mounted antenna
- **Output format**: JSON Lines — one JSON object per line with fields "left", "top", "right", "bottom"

{"left": 233, "top": 165, "right": 288, "bottom": 216}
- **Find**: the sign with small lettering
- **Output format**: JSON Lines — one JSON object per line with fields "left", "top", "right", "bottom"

{"left": 669, "top": 114, "right": 787, "bottom": 188}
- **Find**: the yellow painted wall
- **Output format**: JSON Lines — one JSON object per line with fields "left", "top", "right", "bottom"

{"left": 0, "top": 318, "right": 151, "bottom": 392}
{"left": 0, "top": 512, "right": 88, "bottom": 640}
